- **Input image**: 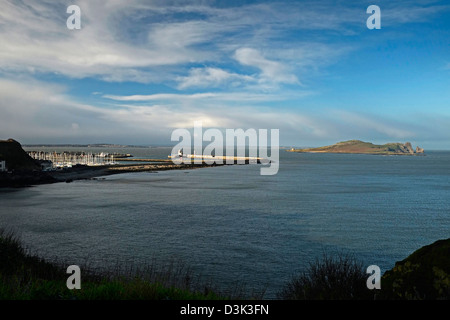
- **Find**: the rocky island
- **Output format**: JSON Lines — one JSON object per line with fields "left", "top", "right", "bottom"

{"left": 288, "top": 140, "right": 425, "bottom": 155}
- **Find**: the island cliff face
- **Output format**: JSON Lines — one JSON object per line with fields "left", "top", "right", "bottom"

{"left": 288, "top": 140, "right": 425, "bottom": 155}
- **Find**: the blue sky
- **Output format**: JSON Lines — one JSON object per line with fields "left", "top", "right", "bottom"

{"left": 0, "top": 0, "right": 449, "bottom": 149}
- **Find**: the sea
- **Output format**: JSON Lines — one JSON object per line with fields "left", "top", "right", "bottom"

{"left": 1, "top": 147, "right": 449, "bottom": 298}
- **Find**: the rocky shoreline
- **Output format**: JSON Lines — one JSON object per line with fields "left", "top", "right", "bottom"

{"left": 0, "top": 170, "right": 57, "bottom": 188}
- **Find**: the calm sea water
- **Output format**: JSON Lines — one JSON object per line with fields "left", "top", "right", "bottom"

{"left": 1, "top": 147, "right": 449, "bottom": 298}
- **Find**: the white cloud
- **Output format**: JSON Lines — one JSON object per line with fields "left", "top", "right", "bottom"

{"left": 234, "top": 48, "right": 300, "bottom": 87}
{"left": 0, "top": 1, "right": 360, "bottom": 84}
{"left": 2, "top": 78, "right": 447, "bottom": 147}
{"left": 0, "top": 1, "right": 216, "bottom": 82}
{"left": 1, "top": 1, "right": 449, "bottom": 146}
{"left": 0, "top": 78, "right": 91, "bottom": 140}
{"left": 0, "top": 78, "right": 322, "bottom": 143}
{"left": 102, "top": 92, "right": 304, "bottom": 103}
{"left": 0, "top": 0, "right": 447, "bottom": 84}
{"left": 176, "top": 67, "right": 255, "bottom": 89}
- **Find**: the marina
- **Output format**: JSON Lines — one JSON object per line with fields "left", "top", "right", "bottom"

{"left": 27, "top": 151, "right": 132, "bottom": 169}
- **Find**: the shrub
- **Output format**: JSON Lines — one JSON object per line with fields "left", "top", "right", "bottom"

{"left": 278, "top": 253, "right": 374, "bottom": 300}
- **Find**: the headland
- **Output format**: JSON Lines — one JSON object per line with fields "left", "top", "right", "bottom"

{"left": 0, "top": 139, "right": 255, "bottom": 188}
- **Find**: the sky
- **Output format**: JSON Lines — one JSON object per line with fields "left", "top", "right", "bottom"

{"left": 0, "top": 0, "right": 449, "bottom": 149}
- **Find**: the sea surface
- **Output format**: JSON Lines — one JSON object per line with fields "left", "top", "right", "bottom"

{"left": 1, "top": 147, "right": 449, "bottom": 298}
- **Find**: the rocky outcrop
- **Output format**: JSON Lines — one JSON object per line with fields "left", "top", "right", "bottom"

{"left": 416, "top": 146, "right": 425, "bottom": 153}
{"left": 0, "top": 139, "right": 56, "bottom": 187}
{"left": 0, "top": 171, "right": 57, "bottom": 188}
{"left": 0, "top": 139, "right": 40, "bottom": 170}
{"left": 400, "top": 142, "right": 415, "bottom": 154}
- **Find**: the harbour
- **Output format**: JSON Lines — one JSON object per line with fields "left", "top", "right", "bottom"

{"left": 2, "top": 148, "right": 450, "bottom": 298}
{"left": 27, "top": 151, "right": 133, "bottom": 169}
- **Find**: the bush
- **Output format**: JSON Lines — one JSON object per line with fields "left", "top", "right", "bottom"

{"left": 278, "top": 253, "right": 374, "bottom": 300}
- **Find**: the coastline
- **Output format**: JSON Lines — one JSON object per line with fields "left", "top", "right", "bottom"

{"left": 0, "top": 162, "right": 226, "bottom": 188}
{"left": 52, "top": 162, "right": 225, "bottom": 181}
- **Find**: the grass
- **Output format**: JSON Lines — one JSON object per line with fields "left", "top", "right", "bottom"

{"left": 0, "top": 228, "right": 242, "bottom": 300}
{"left": 2, "top": 228, "right": 447, "bottom": 300}
{"left": 278, "top": 253, "right": 375, "bottom": 300}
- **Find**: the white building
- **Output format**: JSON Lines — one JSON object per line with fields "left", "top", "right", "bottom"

{"left": 0, "top": 160, "right": 6, "bottom": 172}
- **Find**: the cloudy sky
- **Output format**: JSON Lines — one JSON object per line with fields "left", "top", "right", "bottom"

{"left": 0, "top": 0, "right": 449, "bottom": 148}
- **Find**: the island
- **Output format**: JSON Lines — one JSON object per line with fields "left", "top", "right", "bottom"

{"left": 288, "top": 140, "right": 425, "bottom": 155}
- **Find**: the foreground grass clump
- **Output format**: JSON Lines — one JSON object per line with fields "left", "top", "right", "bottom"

{"left": 278, "top": 254, "right": 375, "bottom": 300}
{"left": 0, "top": 229, "right": 226, "bottom": 300}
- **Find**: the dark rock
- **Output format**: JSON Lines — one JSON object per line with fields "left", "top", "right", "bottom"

{"left": 0, "top": 170, "right": 57, "bottom": 188}
{"left": 0, "top": 138, "right": 40, "bottom": 171}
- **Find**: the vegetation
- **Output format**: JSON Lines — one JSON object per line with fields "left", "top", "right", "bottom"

{"left": 0, "top": 229, "right": 237, "bottom": 300}
{"left": 278, "top": 253, "right": 374, "bottom": 300}
{"left": 278, "top": 240, "right": 450, "bottom": 300}
{"left": 1, "top": 228, "right": 448, "bottom": 300}
{"left": 288, "top": 140, "right": 424, "bottom": 155}
{"left": 379, "top": 238, "right": 450, "bottom": 300}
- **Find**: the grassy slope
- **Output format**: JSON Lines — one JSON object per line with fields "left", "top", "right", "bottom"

{"left": 0, "top": 230, "right": 225, "bottom": 300}
{"left": 2, "top": 231, "right": 448, "bottom": 300}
